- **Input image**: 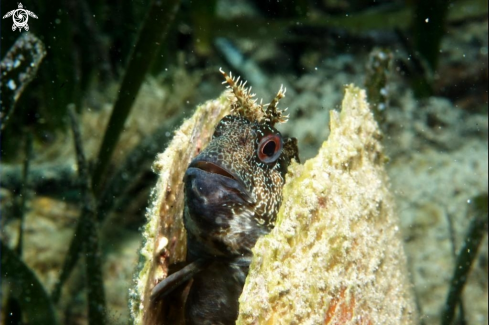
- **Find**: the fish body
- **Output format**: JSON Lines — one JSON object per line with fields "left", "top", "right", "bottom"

{"left": 184, "top": 113, "right": 297, "bottom": 323}
{"left": 150, "top": 70, "right": 298, "bottom": 324}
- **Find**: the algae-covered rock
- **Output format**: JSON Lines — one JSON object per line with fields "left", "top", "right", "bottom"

{"left": 237, "top": 85, "right": 417, "bottom": 324}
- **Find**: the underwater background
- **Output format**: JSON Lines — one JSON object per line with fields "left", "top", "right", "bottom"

{"left": 1, "top": 0, "right": 487, "bottom": 324}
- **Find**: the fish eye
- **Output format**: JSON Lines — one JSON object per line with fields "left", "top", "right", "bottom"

{"left": 257, "top": 134, "right": 283, "bottom": 163}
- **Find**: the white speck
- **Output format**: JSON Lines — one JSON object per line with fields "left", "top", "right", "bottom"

{"left": 467, "top": 199, "right": 471, "bottom": 204}
{"left": 425, "top": 18, "right": 429, "bottom": 23}
{"left": 7, "top": 80, "right": 16, "bottom": 90}
{"left": 156, "top": 237, "right": 168, "bottom": 252}
{"left": 315, "top": 67, "right": 318, "bottom": 71}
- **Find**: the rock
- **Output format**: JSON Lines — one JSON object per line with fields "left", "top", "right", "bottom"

{"left": 237, "top": 85, "right": 417, "bottom": 324}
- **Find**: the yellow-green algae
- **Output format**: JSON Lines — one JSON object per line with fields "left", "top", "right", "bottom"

{"left": 237, "top": 85, "right": 417, "bottom": 324}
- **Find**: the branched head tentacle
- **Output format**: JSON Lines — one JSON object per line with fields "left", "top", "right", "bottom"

{"left": 264, "top": 85, "right": 289, "bottom": 126}
{"left": 219, "top": 68, "right": 264, "bottom": 122}
{"left": 219, "top": 68, "right": 289, "bottom": 126}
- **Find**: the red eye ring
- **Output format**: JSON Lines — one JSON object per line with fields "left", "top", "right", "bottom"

{"left": 258, "top": 134, "right": 283, "bottom": 163}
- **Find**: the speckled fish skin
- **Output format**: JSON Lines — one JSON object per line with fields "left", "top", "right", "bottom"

{"left": 185, "top": 115, "right": 290, "bottom": 259}
{"left": 183, "top": 114, "right": 297, "bottom": 324}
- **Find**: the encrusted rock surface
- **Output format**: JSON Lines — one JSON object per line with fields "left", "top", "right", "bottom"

{"left": 237, "top": 85, "right": 417, "bottom": 324}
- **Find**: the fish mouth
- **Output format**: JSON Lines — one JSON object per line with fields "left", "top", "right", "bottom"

{"left": 191, "top": 161, "right": 237, "bottom": 181}
{"left": 187, "top": 160, "right": 253, "bottom": 202}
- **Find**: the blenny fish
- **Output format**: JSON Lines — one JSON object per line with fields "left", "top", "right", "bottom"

{"left": 151, "top": 70, "right": 299, "bottom": 324}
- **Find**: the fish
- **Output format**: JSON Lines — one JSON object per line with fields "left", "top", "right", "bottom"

{"left": 151, "top": 70, "right": 299, "bottom": 324}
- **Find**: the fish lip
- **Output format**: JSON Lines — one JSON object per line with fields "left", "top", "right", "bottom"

{"left": 188, "top": 159, "right": 252, "bottom": 200}
{"left": 190, "top": 160, "right": 236, "bottom": 181}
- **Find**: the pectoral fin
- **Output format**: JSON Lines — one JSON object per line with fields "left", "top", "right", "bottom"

{"left": 150, "top": 259, "right": 209, "bottom": 303}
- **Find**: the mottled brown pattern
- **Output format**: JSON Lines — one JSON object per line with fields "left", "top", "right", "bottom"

{"left": 185, "top": 115, "right": 295, "bottom": 257}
